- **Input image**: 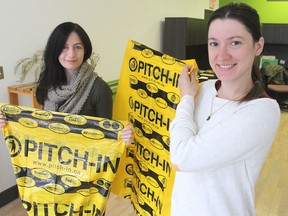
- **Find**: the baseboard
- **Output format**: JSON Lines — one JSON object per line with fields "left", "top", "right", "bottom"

{"left": 0, "top": 185, "right": 18, "bottom": 208}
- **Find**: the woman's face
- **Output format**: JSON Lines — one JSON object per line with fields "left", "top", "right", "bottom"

{"left": 58, "top": 31, "right": 85, "bottom": 73}
{"left": 208, "top": 19, "right": 263, "bottom": 84}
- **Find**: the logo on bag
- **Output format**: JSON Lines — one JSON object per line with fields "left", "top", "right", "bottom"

{"left": 1, "top": 104, "right": 21, "bottom": 115}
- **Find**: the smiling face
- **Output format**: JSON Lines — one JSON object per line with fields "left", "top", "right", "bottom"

{"left": 208, "top": 19, "right": 263, "bottom": 85}
{"left": 58, "top": 31, "right": 85, "bottom": 74}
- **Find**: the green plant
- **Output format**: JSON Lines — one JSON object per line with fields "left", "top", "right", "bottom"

{"left": 15, "top": 50, "right": 100, "bottom": 83}
{"left": 15, "top": 50, "right": 44, "bottom": 83}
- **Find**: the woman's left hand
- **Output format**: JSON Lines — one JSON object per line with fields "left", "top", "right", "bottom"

{"left": 120, "top": 124, "right": 134, "bottom": 146}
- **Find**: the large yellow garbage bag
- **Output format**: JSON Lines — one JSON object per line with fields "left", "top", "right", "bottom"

{"left": 0, "top": 102, "right": 126, "bottom": 216}
{"left": 111, "top": 40, "right": 198, "bottom": 216}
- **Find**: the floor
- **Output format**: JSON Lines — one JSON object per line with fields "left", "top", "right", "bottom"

{"left": 0, "top": 112, "right": 287, "bottom": 216}
{"left": 0, "top": 192, "right": 135, "bottom": 216}
{"left": 255, "top": 111, "right": 288, "bottom": 216}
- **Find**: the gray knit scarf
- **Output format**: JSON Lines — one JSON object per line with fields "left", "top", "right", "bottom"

{"left": 44, "top": 62, "right": 98, "bottom": 114}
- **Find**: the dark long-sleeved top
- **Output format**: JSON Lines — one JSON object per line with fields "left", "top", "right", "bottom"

{"left": 79, "top": 77, "right": 113, "bottom": 119}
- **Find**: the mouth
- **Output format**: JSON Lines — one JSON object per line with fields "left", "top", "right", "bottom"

{"left": 217, "top": 64, "right": 236, "bottom": 69}
{"left": 65, "top": 60, "right": 77, "bottom": 63}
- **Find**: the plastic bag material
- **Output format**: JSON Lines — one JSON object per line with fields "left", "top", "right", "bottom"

{"left": 0, "top": 102, "right": 126, "bottom": 216}
{"left": 111, "top": 40, "right": 198, "bottom": 216}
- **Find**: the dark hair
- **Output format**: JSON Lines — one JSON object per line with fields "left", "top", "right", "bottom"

{"left": 208, "top": 2, "right": 265, "bottom": 101}
{"left": 36, "top": 22, "right": 93, "bottom": 105}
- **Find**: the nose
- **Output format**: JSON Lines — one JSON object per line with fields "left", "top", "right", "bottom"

{"left": 67, "top": 47, "right": 76, "bottom": 57}
{"left": 217, "top": 45, "right": 231, "bottom": 60}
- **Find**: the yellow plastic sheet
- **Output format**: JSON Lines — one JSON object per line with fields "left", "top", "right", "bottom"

{"left": 0, "top": 102, "right": 126, "bottom": 216}
{"left": 111, "top": 40, "right": 198, "bottom": 216}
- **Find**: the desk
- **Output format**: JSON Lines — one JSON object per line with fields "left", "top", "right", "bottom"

{"left": 267, "top": 84, "right": 288, "bottom": 111}
{"left": 267, "top": 84, "right": 288, "bottom": 93}
{"left": 8, "top": 82, "right": 41, "bottom": 109}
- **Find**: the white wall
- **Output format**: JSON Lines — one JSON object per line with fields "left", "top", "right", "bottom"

{"left": 0, "top": 0, "right": 218, "bottom": 193}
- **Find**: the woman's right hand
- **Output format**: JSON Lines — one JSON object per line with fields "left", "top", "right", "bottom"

{"left": 178, "top": 65, "right": 199, "bottom": 97}
{"left": 0, "top": 114, "right": 7, "bottom": 128}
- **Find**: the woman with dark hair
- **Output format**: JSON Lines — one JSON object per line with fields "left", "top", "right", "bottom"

{"left": 36, "top": 22, "right": 111, "bottom": 118}
{"left": 169, "top": 3, "right": 280, "bottom": 216}
{"left": 1, "top": 22, "right": 133, "bottom": 143}
{"left": 0, "top": 22, "right": 132, "bottom": 216}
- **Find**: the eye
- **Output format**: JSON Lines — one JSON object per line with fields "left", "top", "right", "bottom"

{"left": 63, "top": 44, "right": 69, "bottom": 50}
{"left": 231, "top": 40, "right": 241, "bottom": 46}
{"left": 75, "top": 45, "right": 83, "bottom": 50}
{"left": 209, "top": 41, "right": 218, "bottom": 47}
